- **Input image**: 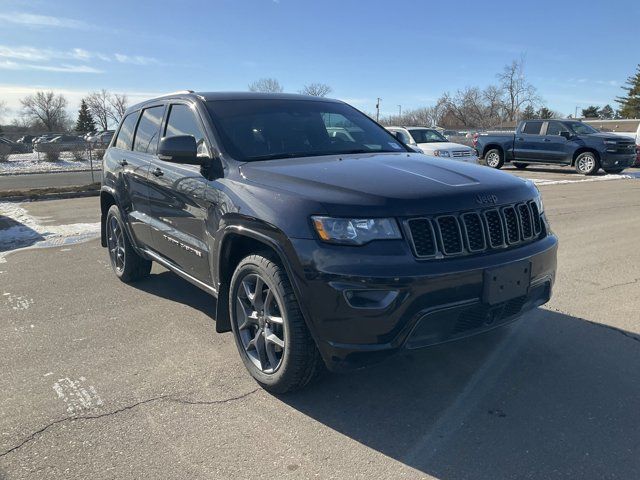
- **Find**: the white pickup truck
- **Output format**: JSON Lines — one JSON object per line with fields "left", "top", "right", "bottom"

{"left": 386, "top": 126, "right": 479, "bottom": 164}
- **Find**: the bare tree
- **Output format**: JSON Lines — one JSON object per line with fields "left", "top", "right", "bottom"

{"left": 300, "top": 83, "right": 332, "bottom": 97}
{"left": 108, "top": 93, "right": 128, "bottom": 124}
{"left": 85, "top": 89, "right": 111, "bottom": 131}
{"left": 20, "top": 91, "right": 69, "bottom": 132}
{"left": 248, "top": 78, "right": 284, "bottom": 93}
{"left": 497, "top": 57, "right": 540, "bottom": 121}
{"left": 0, "top": 100, "right": 7, "bottom": 123}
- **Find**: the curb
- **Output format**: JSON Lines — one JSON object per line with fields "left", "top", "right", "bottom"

{"left": 0, "top": 183, "right": 101, "bottom": 202}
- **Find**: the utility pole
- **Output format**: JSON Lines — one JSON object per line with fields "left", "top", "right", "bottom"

{"left": 376, "top": 98, "right": 382, "bottom": 122}
{"left": 574, "top": 105, "right": 579, "bottom": 119}
{"left": 398, "top": 105, "right": 402, "bottom": 116}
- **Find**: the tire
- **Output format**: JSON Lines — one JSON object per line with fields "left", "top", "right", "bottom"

{"left": 603, "top": 168, "right": 624, "bottom": 174}
{"left": 574, "top": 152, "right": 600, "bottom": 175}
{"left": 229, "top": 254, "right": 323, "bottom": 393}
{"left": 105, "top": 205, "right": 152, "bottom": 282}
{"left": 512, "top": 162, "right": 528, "bottom": 170}
{"left": 485, "top": 148, "right": 504, "bottom": 169}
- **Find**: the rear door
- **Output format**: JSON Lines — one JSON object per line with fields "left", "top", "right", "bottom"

{"left": 110, "top": 110, "right": 155, "bottom": 248}
{"left": 541, "top": 121, "right": 572, "bottom": 163}
{"left": 513, "top": 121, "right": 544, "bottom": 160}
{"left": 147, "top": 102, "right": 212, "bottom": 284}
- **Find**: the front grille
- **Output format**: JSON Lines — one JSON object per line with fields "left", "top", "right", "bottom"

{"left": 406, "top": 218, "right": 436, "bottom": 257}
{"left": 435, "top": 216, "right": 463, "bottom": 255}
{"left": 616, "top": 141, "right": 635, "bottom": 154}
{"left": 452, "top": 150, "right": 472, "bottom": 157}
{"left": 405, "top": 201, "right": 544, "bottom": 259}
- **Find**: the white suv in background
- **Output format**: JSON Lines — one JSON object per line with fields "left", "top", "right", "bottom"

{"left": 386, "top": 126, "right": 479, "bottom": 164}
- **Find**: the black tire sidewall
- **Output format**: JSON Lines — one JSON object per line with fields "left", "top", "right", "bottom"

{"left": 575, "top": 152, "right": 599, "bottom": 175}
{"left": 229, "top": 257, "right": 294, "bottom": 389}
{"left": 105, "top": 205, "right": 151, "bottom": 282}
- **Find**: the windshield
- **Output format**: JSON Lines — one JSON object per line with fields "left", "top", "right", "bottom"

{"left": 408, "top": 129, "right": 448, "bottom": 143}
{"left": 566, "top": 122, "right": 598, "bottom": 135}
{"left": 206, "top": 99, "right": 406, "bottom": 161}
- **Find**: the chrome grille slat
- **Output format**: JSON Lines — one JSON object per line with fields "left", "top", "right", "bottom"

{"left": 406, "top": 201, "right": 543, "bottom": 259}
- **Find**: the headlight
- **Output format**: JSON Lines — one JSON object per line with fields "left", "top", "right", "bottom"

{"left": 311, "top": 216, "right": 402, "bottom": 245}
{"left": 433, "top": 150, "right": 450, "bottom": 157}
{"left": 532, "top": 185, "right": 544, "bottom": 214}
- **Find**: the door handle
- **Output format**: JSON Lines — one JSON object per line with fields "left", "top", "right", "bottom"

{"left": 152, "top": 167, "right": 164, "bottom": 177}
{"left": 119, "top": 159, "right": 128, "bottom": 166}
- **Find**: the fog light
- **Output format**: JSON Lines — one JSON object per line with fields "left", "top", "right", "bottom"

{"left": 344, "top": 289, "right": 398, "bottom": 309}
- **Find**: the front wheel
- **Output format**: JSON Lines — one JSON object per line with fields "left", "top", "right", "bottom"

{"left": 574, "top": 152, "right": 600, "bottom": 175}
{"left": 229, "top": 254, "right": 323, "bottom": 393}
{"left": 485, "top": 148, "right": 504, "bottom": 169}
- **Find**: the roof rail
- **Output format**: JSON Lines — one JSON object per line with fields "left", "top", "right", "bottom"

{"left": 157, "top": 90, "right": 194, "bottom": 97}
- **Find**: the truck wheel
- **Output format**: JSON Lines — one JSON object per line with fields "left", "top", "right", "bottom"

{"left": 485, "top": 149, "right": 504, "bottom": 169}
{"left": 574, "top": 152, "right": 600, "bottom": 175}
{"left": 513, "top": 162, "right": 528, "bottom": 170}
{"left": 229, "top": 254, "right": 323, "bottom": 393}
{"left": 105, "top": 205, "right": 152, "bottom": 282}
{"left": 603, "top": 168, "right": 624, "bottom": 174}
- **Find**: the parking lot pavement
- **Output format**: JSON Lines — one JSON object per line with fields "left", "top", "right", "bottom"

{"left": 1, "top": 177, "right": 639, "bottom": 479}
{"left": 505, "top": 163, "right": 640, "bottom": 184}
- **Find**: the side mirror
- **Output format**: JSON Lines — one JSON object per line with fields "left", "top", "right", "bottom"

{"left": 560, "top": 131, "right": 572, "bottom": 140}
{"left": 158, "top": 135, "right": 201, "bottom": 164}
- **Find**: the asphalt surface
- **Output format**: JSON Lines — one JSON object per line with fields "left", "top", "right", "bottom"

{"left": 0, "top": 171, "right": 102, "bottom": 191}
{"left": 0, "top": 170, "right": 639, "bottom": 479}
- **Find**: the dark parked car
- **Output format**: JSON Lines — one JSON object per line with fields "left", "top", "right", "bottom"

{"left": 16, "top": 135, "right": 35, "bottom": 145}
{"left": 101, "top": 92, "right": 557, "bottom": 392}
{"left": 88, "top": 130, "right": 115, "bottom": 147}
{"left": 34, "top": 134, "right": 87, "bottom": 153}
{"left": 0, "top": 137, "right": 31, "bottom": 154}
{"left": 474, "top": 120, "right": 637, "bottom": 175}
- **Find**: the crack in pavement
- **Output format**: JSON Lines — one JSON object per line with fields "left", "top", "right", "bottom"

{"left": 602, "top": 277, "right": 640, "bottom": 291}
{"left": 0, "top": 388, "right": 260, "bottom": 459}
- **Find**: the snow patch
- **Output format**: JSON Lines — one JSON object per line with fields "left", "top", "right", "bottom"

{"left": 530, "top": 172, "right": 639, "bottom": 186}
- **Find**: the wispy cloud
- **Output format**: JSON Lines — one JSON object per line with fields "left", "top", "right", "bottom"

{"left": 0, "top": 60, "right": 102, "bottom": 73}
{"left": 0, "top": 45, "right": 158, "bottom": 64}
{"left": 0, "top": 12, "right": 90, "bottom": 29}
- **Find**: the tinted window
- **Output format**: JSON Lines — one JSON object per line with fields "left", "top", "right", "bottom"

{"left": 546, "top": 121, "right": 569, "bottom": 136}
{"left": 566, "top": 121, "right": 598, "bottom": 135}
{"left": 134, "top": 106, "right": 164, "bottom": 154}
{"left": 206, "top": 99, "right": 405, "bottom": 162}
{"left": 522, "top": 121, "right": 543, "bottom": 135}
{"left": 115, "top": 112, "right": 138, "bottom": 150}
{"left": 164, "top": 104, "right": 207, "bottom": 155}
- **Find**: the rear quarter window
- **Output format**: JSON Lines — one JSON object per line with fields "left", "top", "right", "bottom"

{"left": 522, "top": 121, "right": 543, "bottom": 135}
{"left": 114, "top": 112, "right": 139, "bottom": 150}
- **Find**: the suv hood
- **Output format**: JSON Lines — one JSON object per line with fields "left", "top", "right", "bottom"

{"left": 239, "top": 153, "right": 537, "bottom": 217}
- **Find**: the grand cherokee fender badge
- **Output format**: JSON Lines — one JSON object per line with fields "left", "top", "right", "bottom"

{"left": 476, "top": 193, "right": 498, "bottom": 205}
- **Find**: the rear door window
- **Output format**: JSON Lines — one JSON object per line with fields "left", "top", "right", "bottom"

{"left": 133, "top": 106, "right": 164, "bottom": 155}
{"left": 114, "top": 112, "right": 139, "bottom": 150}
{"left": 522, "top": 121, "right": 543, "bottom": 135}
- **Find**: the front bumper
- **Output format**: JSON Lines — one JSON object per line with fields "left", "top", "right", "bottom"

{"left": 289, "top": 231, "right": 558, "bottom": 371}
{"left": 601, "top": 152, "right": 636, "bottom": 169}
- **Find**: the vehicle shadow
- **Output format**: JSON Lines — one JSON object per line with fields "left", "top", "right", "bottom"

{"left": 277, "top": 309, "right": 640, "bottom": 479}
{"left": 0, "top": 215, "right": 45, "bottom": 252}
{"left": 131, "top": 269, "right": 217, "bottom": 320}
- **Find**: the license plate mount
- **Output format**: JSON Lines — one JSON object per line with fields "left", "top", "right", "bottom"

{"left": 483, "top": 260, "right": 531, "bottom": 305}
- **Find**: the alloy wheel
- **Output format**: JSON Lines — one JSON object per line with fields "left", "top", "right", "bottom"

{"left": 107, "top": 216, "right": 125, "bottom": 273}
{"left": 577, "top": 154, "right": 595, "bottom": 174}
{"left": 234, "top": 273, "right": 286, "bottom": 374}
{"left": 486, "top": 152, "right": 500, "bottom": 167}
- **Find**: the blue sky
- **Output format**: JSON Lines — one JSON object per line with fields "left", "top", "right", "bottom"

{"left": 1, "top": 0, "right": 638, "bottom": 120}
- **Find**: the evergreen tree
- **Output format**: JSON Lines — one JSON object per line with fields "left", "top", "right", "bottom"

{"left": 598, "top": 104, "right": 614, "bottom": 119}
{"left": 521, "top": 104, "right": 536, "bottom": 120}
{"left": 581, "top": 106, "right": 600, "bottom": 118}
{"left": 536, "top": 107, "right": 554, "bottom": 119}
{"left": 75, "top": 99, "right": 96, "bottom": 134}
{"left": 616, "top": 64, "right": 640, "bottom": 118}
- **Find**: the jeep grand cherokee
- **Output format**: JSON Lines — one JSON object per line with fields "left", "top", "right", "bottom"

{"left": 100, "top": 91, "right": 557, "bottom": 393}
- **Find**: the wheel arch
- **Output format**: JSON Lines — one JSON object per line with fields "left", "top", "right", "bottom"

{"left": 214, "top": 225, "right": 311, "bottom": 337}
{"left": 482, "top": 143, "right": 504, "bottom": 158}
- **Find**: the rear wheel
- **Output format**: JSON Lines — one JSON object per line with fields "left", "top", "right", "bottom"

{"left": 229, "top": 254, "right": 323, "bottom": 393}
{"left": 512, "top": 162, "right": 528, "bottom": 170}
{"left": 574, "top": 152, "right": 600, "bottom": 175}
{"left": 105, "top": 205, "right": 152, "bottom": 282}
{"left": 485, "top": 148, "right": 504, "bottom": 169}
